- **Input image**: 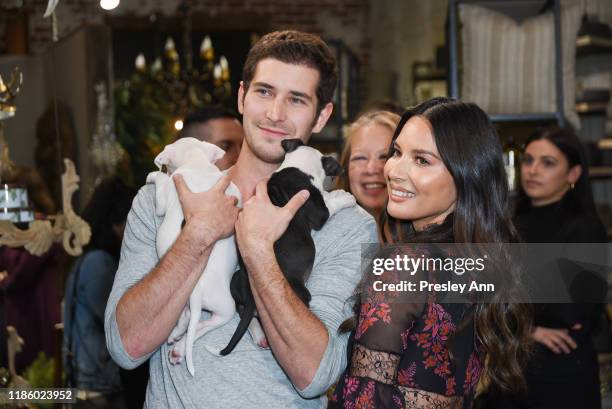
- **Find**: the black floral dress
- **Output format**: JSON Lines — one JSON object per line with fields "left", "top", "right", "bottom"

{"left": 331, "top": 246, "right": 483, "bottom": 409}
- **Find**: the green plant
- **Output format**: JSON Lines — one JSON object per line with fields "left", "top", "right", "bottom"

{"left": 22, "top": 352, "right": 56, "bottom": 409}
{"left": 23, "top": 352, "right": 54, "bottom": 389}
{"left": 114, "top": 74, "right": 176, "bottom": 186}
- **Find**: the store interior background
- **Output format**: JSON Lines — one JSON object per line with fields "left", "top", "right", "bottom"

{"left": 0, "top": 0, "right": 612, "bottom": 403}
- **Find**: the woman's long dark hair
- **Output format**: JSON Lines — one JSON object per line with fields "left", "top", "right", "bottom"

{"left": 380, "top": 97, "right": 533, "bottom": 393}
{"left": 515, "top": 126, "right": 597, "bottom": 216}
{"left": 81, "top": 176, "right": 137, "bottom": 261}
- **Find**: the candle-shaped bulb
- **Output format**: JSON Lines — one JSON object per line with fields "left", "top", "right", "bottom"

{"left": 213, "top": 63, "right": 222, "bottom": 86}
{"left": 151, "top": 57, "right": 162, "bottom": 73}
{"left": 200, "top": 36, "right": 214, "bottom": 61}
{"left": 165, "top": 37, "right": 176, "bottom": 51}
{"left": 219, "top": 55, "right": 230, "bottom": 81}
{"left": 214, "top": 64, "right": 222, "bottom": 79}
{"left": 135, "top": 53, "right": 146, "bottom": 71}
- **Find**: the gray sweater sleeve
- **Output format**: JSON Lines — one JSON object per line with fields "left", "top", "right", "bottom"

{"left": 105, "top": 184, "right": 159, "bottom": 369}
{"left": 297, "top": 207, "right": 378, "bottom": 398}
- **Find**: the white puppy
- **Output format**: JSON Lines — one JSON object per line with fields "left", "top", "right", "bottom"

{"left": 146, "top": 137, "right": 241, "bottom": 376}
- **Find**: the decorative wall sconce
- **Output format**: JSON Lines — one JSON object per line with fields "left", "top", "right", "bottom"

{"left": 0, "top": 68, "right": 91, "bottom": 257}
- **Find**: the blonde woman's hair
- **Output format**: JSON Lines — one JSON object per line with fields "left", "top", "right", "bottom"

{"left": 334, "top": 110, "right": 401, "bottom": 192}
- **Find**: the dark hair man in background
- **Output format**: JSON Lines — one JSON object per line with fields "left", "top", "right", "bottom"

{"left": 179, "top": 105, "right": 244, "bottom": 170}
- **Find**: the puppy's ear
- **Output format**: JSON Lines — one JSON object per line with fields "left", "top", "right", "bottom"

{"left": 154, "top": 145, "right": 175, "bottom": 170}
{"left": 301, "top": 187, "right": 329, "bottom": 230}
{"left": 205, "top": 143, "right": 226, "bottom": 164}
{"left": 281, "top": 139, "right": 304, "bottom": 153}
{"left": 321, "top": 156, "right": 342, "bottom": 177}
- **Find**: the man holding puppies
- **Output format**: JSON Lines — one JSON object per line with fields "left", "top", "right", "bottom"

{"left": 105, "top": 30, "right": 376, "bottom": 408}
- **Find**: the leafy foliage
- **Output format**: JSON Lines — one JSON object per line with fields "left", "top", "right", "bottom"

{"left": 114, "top": 74, "right": 176, "bottom": 186}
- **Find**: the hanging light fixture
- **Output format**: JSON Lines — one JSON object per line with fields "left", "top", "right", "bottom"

{"left": 99, "top": 0, "right": 119, "bottom": 11}
{"left": 130, "top": 0, "right": 233, "bottom": 121}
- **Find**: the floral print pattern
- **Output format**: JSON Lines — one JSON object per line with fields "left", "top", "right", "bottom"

{"left": 410, "top": 303, "right": 457, "bottom": 393}
{"left": 463, "top": 350, "right": 482, "bottom": 394}
{"left": 356, "top": 302, "right": 391, "bottom": 339}
{"left": 331, "top": 301, "right": 482, "bottom": 409}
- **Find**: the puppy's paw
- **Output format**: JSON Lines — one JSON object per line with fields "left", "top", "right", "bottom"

{"left": 168, "top": 350, "right": 183, "bottom": 365}
{"left": 248, "top": 318, "right": 269, "bottom": 349}
{"left": 169, "top": 343, "right": 185, "bottom": 364}
{"left": 167, "top": 332, "right": 184, "bottom": 345}
{"left": 257, "top": 337, "right": 270, "bottom": 350}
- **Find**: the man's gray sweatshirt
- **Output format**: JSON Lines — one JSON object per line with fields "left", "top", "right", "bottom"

{"left": 104, "top": 183, "right": 377, "bottom": 408}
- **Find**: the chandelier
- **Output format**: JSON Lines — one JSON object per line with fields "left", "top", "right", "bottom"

{"left": 130, "top": 0, "right": 232, "bottom": 130}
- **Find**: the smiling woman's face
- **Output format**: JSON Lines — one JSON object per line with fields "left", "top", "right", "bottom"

{"left": 384, "top": 116, "right": 456, "bottom": 231}
{"left": 347, "top": 123, "right": 393, "bottom": 215}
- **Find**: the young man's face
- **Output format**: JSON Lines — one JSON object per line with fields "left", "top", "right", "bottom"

{"left": 238, "top": 58, "right": 333, "bottom": 164}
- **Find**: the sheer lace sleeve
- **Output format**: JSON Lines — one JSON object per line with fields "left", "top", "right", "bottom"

{"left": 348, "top": 246, "right": 429, "bottom": 392}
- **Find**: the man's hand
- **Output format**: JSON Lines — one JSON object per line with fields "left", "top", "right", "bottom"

{"left": 174, "top": 173, "right": 239, "bottom": 245}
{"left": 531, "top": 324, "right": 581, "bottom": 354}
{"left": 235, "top": 179, "right": 309, "bottom": 255}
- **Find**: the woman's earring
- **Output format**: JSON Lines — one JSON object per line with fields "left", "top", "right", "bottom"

{"left": 570, "top": 183, "right": 575, "bottom": 190}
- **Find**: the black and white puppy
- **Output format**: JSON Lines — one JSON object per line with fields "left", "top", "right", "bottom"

{"left": 220, "top": 139, "right": 342, "bottom": 355}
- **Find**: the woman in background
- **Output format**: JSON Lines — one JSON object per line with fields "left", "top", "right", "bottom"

{"left": 63, "top": 176, "right": 147, "bottom": 408}
{"left": 516, "top": 127, "right": 606, "bottom": 242}
{"left": 331, "top": 97, "right": 532, "bottom": 408}
{"left": 335, "top": 110, "right": 401, "bottom": 218}
{"left": 497, "top": 127, "right": 606, "bottom": 409}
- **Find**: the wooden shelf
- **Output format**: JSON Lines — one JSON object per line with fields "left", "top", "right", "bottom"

{"left": 576, "top": 101, "right": 609, "bottom": 115}
{"left": 590, "top": 166, "right": 612, "bottom": 179}
{"left": 576, "top": 35, "right": 612, "bottom": 57}
{"left": 489, "top": 113, "right": 559, "bottom": 123}
{"left": 598, "top": 139, "right": 612, "bottom": 150}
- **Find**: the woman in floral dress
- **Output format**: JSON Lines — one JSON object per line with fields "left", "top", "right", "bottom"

{"left": 331, "top": 97, "right": 533, "bottom": 409}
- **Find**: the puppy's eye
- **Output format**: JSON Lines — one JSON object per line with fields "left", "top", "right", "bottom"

{"left": 309, "top": 175, "right": 314, "bottom": 181}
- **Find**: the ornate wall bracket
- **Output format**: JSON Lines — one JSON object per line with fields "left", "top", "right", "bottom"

{"left": 0, "top": 158, "right": 91, "bottom": 256}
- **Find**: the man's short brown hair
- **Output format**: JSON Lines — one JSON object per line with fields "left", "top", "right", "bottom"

{"left": 242, "top": 30, "right": 338, "bottom": 114}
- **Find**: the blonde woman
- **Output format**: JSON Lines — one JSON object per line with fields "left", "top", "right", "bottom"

{"left": 335, "top": 110, "right": 401, "bottom": 218}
